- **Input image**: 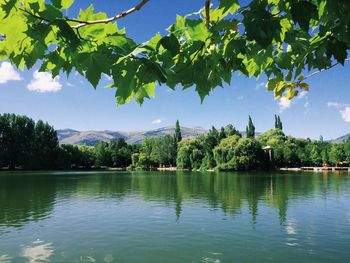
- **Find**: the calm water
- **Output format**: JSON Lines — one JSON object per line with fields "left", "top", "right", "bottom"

{"left": 0, "top": 171, "right": 350, "bottom": 263}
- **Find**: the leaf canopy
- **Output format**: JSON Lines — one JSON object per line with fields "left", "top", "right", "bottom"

{"left": 0, "top": 0, "right": 349, "bottom": 105}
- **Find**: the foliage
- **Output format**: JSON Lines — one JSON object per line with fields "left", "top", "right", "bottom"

{"left": 246, "top": 115, "right": 255, "bottom": 138}
{"left": 176, "top": 138, "right": 204, "bottom": 170}
{"left": 1, "top": 113, "right": 350, "bottom": 171}
{"left": 274, "top": 115, "right": 283, "bottom": 130}
{"left": 329, "top": 143, "right": 345, "bottom": 166}
{"left": 0, "top": 113, "right": 58, "bottom": 169}
{"left": 1, "top": 0, "right": 349, "bottom": 105}
{"left": 214, "top": 135, "right": 265, "bottom": 171}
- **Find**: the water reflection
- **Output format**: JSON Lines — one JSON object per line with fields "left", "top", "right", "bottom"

{"left": 0, "top": 173, "right": 56, "bottom": 228}
{"left": 0, "top": 255, "right": 12, "bottom": 263}
{"left": 0, "top": 171, "right": 348, "bottom": 229}
{"left": 22, "top": 240, "right": 54, "bottom": 263}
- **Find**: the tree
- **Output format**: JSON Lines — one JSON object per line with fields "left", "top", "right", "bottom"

{"left": 274, "top": 115, "right": 283, "bottom": 130}
{"left": 94, "top": 141, "right": 113, "bottom": 167}
{"left": 29, "top": 120, "right": 59, "bottom": 169}
{"left": 246, "top": 116, "right": 255, "bottom": 138}
{"left": 344, "top": 137, "right": 350, "bottom": 163}
{"left": 224, "top": 124, "right": 241, "bottom": 137}
{"left": 176, "top": 138, "right": 204, "bottom": 170}
{"left": 0, "top": 114, "right": 35, "bottom": 169}
{"left": 201, "top": 127, "right": 220, "bottom": 169}
{"left": 174, "top": 120, "right": 182, "bottom": 143}
{"left": 219, "top": 127, "right": 227, "bottom": 141}
{"left": 214, "top": 137, "right": 264, "bottom": 171}
{"left": 1, "top": 1, "right": 349, "bottom": 105}
{"left": 173, "top": 120, "right": 182, "bottom": 165}
{"left": 329, "top": 143, "right": 345, "bottom": 166}
{"left": 213, "top": 135, "right": 240, "bottom": 170}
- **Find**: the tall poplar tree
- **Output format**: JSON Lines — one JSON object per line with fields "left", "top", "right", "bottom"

{"left": 246, "top": 116, "right": 255, "bottom": 138}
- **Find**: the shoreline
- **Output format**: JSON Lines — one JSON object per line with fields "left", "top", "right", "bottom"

{"left": 279, "top": 167, "right": 350, "bottom": 172}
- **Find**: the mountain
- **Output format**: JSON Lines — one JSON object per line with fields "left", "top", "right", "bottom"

{"left": 57, "top": 126, "right": 208, "bottom": 146}
{"left": 330, "top": 133, "right": 350, "bottom": 143}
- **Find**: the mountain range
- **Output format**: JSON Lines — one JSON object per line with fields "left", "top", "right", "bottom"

{"left": 57, "top": 126, "right": 207, "bottom": 146}
{"left": 331, "top": 133, "right": 350, "bottom": 143}
{"left": 57, "top": 127, "right": 350, "bottom": 146}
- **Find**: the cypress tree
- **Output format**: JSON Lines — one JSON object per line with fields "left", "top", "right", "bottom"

{"left": 278, "top": 116, "right": 283, "bottom": 130}
{"left": 174, "top": 120, "right": 182, "bottom": 142}
{"left": 274, "top": 115, "right": 278, "bottom": 129}
{"left": 219, "top": 127, "right": 227, "bottom": 141}
{"left": 246, "top": 115, "right": 255, "bottom": 138}
{"left": 173, "top": 120, "right": 182, "bottom": 166}
{"left": 275, "top": 115, "right": 283, "bottom": 130}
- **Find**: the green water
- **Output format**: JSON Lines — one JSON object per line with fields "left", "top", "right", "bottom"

{"left": 0, "top": 171, "right": 350, "bottom": 262}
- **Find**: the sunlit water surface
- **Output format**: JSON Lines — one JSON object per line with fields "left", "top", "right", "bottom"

{"left": 0, "top": 171, "right": 350, "bottom": 262}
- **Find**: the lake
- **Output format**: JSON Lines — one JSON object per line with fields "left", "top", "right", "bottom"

{"left": 0, "top": 171, "right": 350, "bottom": 262}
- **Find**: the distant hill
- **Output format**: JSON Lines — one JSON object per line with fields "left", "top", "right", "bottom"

{"left": 57, "top": 126, "right": 208, "bottom": 146}
{"left": 330, "top": 133, "right": 350, "bottom": 143}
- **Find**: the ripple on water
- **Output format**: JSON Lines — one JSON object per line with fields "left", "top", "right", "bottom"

{"left": 0, "top": 255, "right": 12, "bottom": 263}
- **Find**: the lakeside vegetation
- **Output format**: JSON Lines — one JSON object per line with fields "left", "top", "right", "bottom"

{"left": 1, "top": 113, "right": 350, "bottom": 171}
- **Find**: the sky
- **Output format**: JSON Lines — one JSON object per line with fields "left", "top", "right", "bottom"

{"left": 0, "top": 0, "right": 349, "bottom": 140}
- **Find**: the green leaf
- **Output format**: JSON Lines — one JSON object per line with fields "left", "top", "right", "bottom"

{"left": 134, "top": 82, "right": 156, "bottom": 105}
{"left": 159, "top": 34, "right": 180, "bottom": 56}
{"left": 62, "top": 0, "right": 74, "bottom": 9}
{"left": 78, "top": 52, "right": 110, "bottom": 88}
{"left": 326, "top": 39, "right": 348, "bottom": 65}
{"left": 290, "top": 1, "right": 318, "bottom": 31}
{"left": 52, "top": 18, "right": 80, "bottom": 49}
{"left": 1, "top": 0, "right": 17, "bottom": 18}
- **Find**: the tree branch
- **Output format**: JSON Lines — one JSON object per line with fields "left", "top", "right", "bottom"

{"left": 205, "top": 0, "right": 211, "bottom": 28}
{"left": 303, "top": 58, "right": 350, "bottom": 81}
{"left": 71, "top": 0, "right": 150, "bottom": 29}
{"left": 19, "top": 7, "right": 49, "bottom": 22}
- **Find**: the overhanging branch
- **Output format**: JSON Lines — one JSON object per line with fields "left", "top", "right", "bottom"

{"left": 303, "top": 58, "right": 350, "bottom": 81}
{"left": 70, "top": 0, "right": 150, "bottom": 29}
{"left": 205, "top": 0, "right": 211, "bottom": 28}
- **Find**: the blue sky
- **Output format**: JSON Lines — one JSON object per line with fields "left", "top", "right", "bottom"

{"left": 0, "top": 0, "right": 349, "bottom": 140}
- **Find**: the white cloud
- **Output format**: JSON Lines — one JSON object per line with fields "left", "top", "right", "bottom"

{"left": 0, "top": 62, "right": 22, "bottom": 84}
{"left": 256, "top": 82, "right": 265, "bottom": 89}
{"left": 27, "top": 71, "right": 62, "bottom": 93}
{"left": 327, "top": 101, "right": 346, "bottom": 109}
{"left": 297, "top": 91, "right": 307, "bottom": 99}
{"left": 341, "top": 107, "right": 350, "bottom": 122}
{"left": 66, "top": 82, "right": 75, "bottom": 87}
{"left": 152, "top": 119, "right": 162, "bottom": 125}
{"left": 327, "top": 102, "right": 350, "bottom": 122}
{"left": 278, "top": 97, "right": 291, "bottom": 111}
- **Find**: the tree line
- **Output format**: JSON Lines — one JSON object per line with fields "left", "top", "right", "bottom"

{"left": 1, "top": 113, "right": 350, "bottom": 170}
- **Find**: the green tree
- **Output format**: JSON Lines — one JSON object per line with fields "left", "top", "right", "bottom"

{"left": 329, "top": 143, "right": 345, "bottom": 166}
{"left": 213, "top": 135, "right": 240, "bottom": 170}
{"left": 215, "top": 137, "right": 264, "bottom": 171}
{"left": 173, "top": 120, "right": 182, "bottom": 165}
{"left": 0, "top": 114, "right": 35, "bottom": 169}
{"left": 224, "top": 124, "right": 241, "bottom": 137}
{"left": 344, "top": 137, "right": 350, "bottom": 163}
{"left": 201, "top": 127, "right": 220, "bottom": 169}
{"left": 258, "top": 129, "right": 286, "bottom": 167}
{"left": 176, "top": 138, "right": 204, "bottom": 170}
{"left": 219, "top": 127, "right": 227, "bottom": 141}
{"left": 246, "top": 116, "right": 255, "bottom": 138}
{"left": 2, "top": 1, "right": 349, "bottom": 104}
{"left": 174, "top": 120, "right": 182, "bottom": 143}
{"left": 274, "top": 115, "right": 283, "bottom": 130}
{"left": 29, "top": 120, "right": 59, "bottom": 169}
{"left": 95, "top": 141, "right": 113, "bottom": 167}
